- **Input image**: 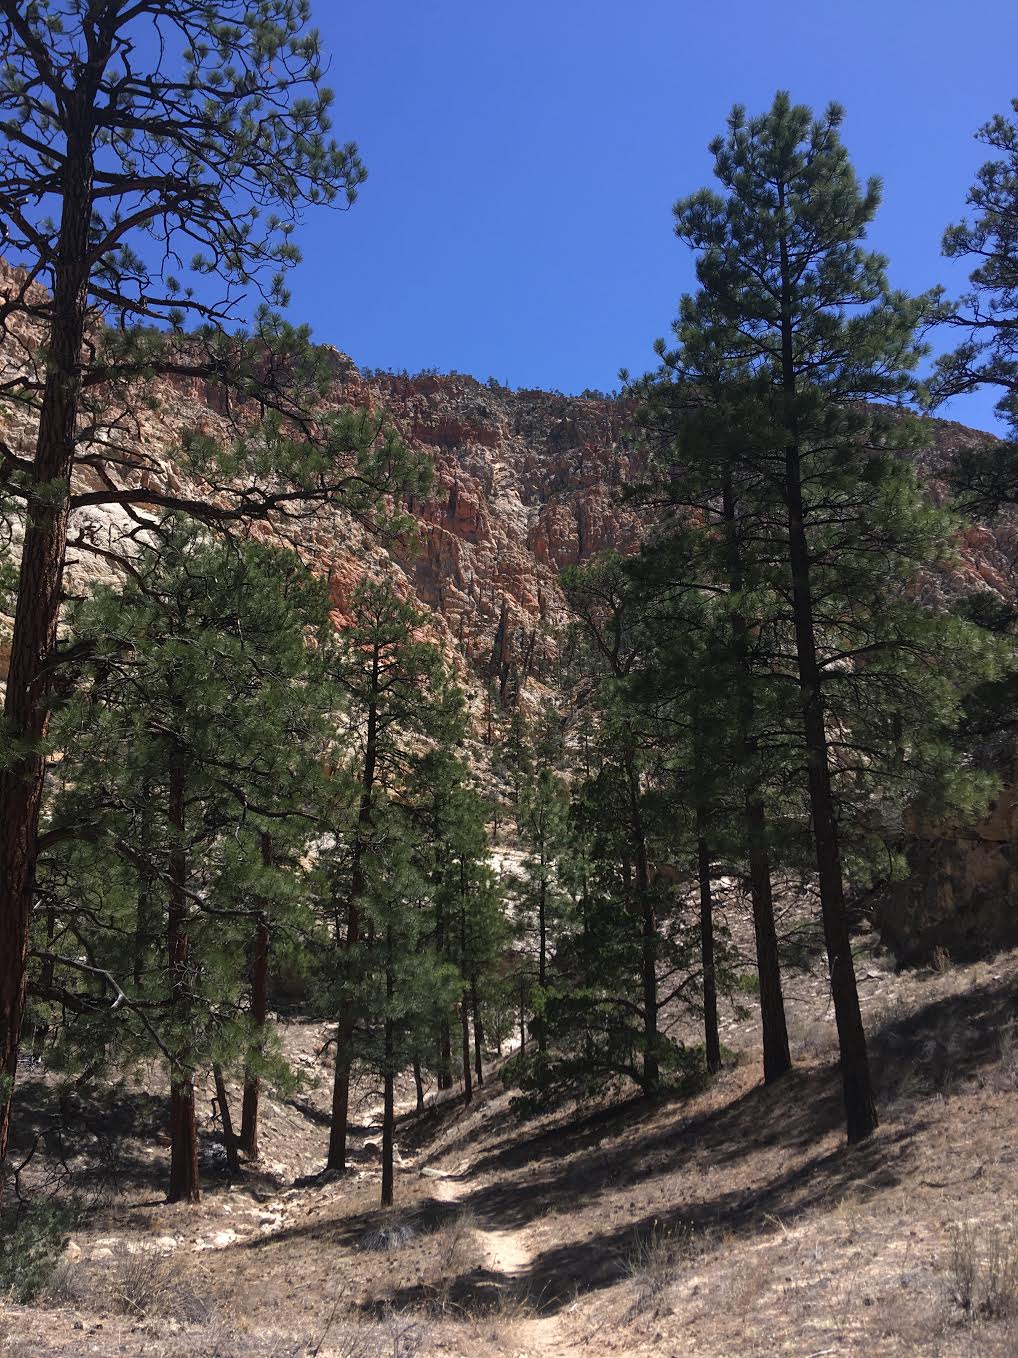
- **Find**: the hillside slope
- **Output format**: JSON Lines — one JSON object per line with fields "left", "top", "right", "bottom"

{"left": 5, "top": 925, "right": 1018, "bottom": 1357}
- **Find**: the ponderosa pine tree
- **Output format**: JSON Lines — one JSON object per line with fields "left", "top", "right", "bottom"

{"left": 409, "top": 744, "right": 507, "bottom": 1102}
{"left": 323, "top": 580, "right": 463, "bottom": 1174}
{"left": 352, "top": 802, "right": 459, "bottom": 1206}
{"left": 562, "top": 556, "right": 668, "bottom": 1093}
{"left": 563, "top": 551, "right": 734, "bottom": 1089}
{"left": 934, "top": 101, "right": 1018, "bottom": 427}
{"left": 625, "top": 413, "right": 795, "bottom": 1086}
{"left": 36, "top": 523, "right": 335, "bottom": 1200}
{"left": 663, "top": 92, "right": 989, "bottom": 1142}
{"left": 435, "top": 772, "right": 505, "bottom": 1105}
{"left": 0, "top": 0, "right": 430, "bottom": 1173}
{"left": 515, "top": 767, "right": 570, "bottom": 1064}
{"left": 928, "top": 101, "right": 1018, "bottom": 509}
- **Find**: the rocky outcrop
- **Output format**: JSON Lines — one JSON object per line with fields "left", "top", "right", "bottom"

{"left": 2, "top": 246, "right": 1013, "bottom": 706}
{"left": 372, "top": 374, "right": 649, "bottom": 691}
{"left": 881, "top": 789, "right": 1018, "bottom": 963}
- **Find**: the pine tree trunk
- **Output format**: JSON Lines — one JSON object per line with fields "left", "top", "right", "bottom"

{"left": 536, "top": 858, "right": 548, "bottom": 1056}
{"left": 439, "top": 1021, "right": 453, "bottom": 1091}
{"left": 721, "top": 480, "right": 792, "bottom": 1085}
{"left": 167, "top": 758, "right": 199, "bottom": 1203}
{"left": 784, "top": 445, "right": 877, "bottom": 1143}
{"left": 213, "top": 1065, "right": 240, "bottom": 1175}
{"left": 471, "top": 979, "right": 484, "bottom": 1087}
{"left": 0, "top": 112, "right": 94, "bottom": 1172}
{"left": 412, "top": 1056, "right": 425, "bottom": 1115}
{"left": 381, "top": 948, "right": 395, "bottom": 1207}
{"left": 168, "top": 1080, "right": 199, "bottom": 1203}
{"left": 776, "top": 209, "right": 877, "bottom": 1144}
{"left": 240, "top": 911, "right": 269, "bottom": 1159}
{"left": 240, "top": 836, "right": 272, "bottom": 1160}
{"left": 329, "top": 675, "right": 379, "bottom": 1172}
{"left": 381, "top": 1044, "right": 395, "bottom": 1207}
{"left": 460, "top": 995, "right": 473, "bottom": 1108}
{"left": 328, "top": 1026, "right": 353, "bottom": 1172}
{"left": 625, "top": 748, "right": 658, "bottom": 1095}
{"left": 434, "top": 897, "right": 452, "bottom": 1091}
{"left": 519, "top": 978, "right": 526, "bottom": 1055}
{"left": 696, "top": 814, "right": 722, "bottom": 1075}
{"left": 745, "top": 799, "right": 791, "bottom": 1082}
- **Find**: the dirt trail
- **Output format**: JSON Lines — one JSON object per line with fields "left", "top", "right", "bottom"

{"left": 427, "top": 1164, "right": 577, "bottom": 1358}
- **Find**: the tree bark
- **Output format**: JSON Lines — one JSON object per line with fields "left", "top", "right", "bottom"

{"left": 167, "top": 757, "right": 199, "bottom": 1203}
{"left": 777, "top": 195, "right": 877, "bottom": 1143}
{"left": 328, "top": 658, "right": 379, "bottom": 1172}
{"left": 471, "top": 978, "right": 484, "bottom": 1087}
{"left": 720, "top": 480, "right": 792, "bottom": 1085}
{"left": 696, "top": 813, "right": 722, "bottom": 1075}
{"left": 535, "top": 845, "right": 548, "bottom": 1057}
{"left": 438, "top": 1020, "right": 453, "bottom": 1091}
{"left": 213, "top": 1064, "right": 240, "bottom": 1175}
{"left": 381, "top": 945, "right": 395, "bottom": 1207}
{"left": 412, "top": 1056, "right": 425, "bottom": 1115}
{"left": 0, "top": 108, "right": 95, "bottom": 1172}
{"left": 434, "top": 896, "right": 453, "bottom": 1091}
{"left": 784, "top": 448, "right": 877, "bottom": 1141}
{"left": 459, "top": 878, "right": 473, "bottom": 1106}
{"left": 460, "top": 995, "right": 473, "bottom": 1108}
{"left": 625, "top": 747, "right": 659, "bottom": 1095}
{"left": 240, "top": 834, "right": 272, "bottom": 1160}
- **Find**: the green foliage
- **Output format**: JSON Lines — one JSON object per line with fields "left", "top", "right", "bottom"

{"left": 636, "top": 91, "right": 1001, "bottom": 876}
{"left": 934, "top": 100, "right": 1018, "bottom": 435}
{"left": 312, "top": 578, "right": 502, "bottom": 1128}
{"left": 35, "top": 521, "right": 336, "bottom": 1107}
{"left": 502, "top": 1037, "right": 710, "bottom": 1116}
{"left": 0, "top": 1199, "right": 77, "bottom": 1303}
{"left": 1, "top": 0, "right": 365, "bottom": 324}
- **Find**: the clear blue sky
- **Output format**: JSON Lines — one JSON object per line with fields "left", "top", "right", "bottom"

{"left": 285, "top": 0, "right": 1018, "bottom": 433}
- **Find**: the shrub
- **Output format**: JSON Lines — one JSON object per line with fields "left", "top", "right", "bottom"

{"left": 949, "top": 1208, "right": 1018, "bottom": 1320}
{"left": 624, "top": 1218, "right": 705, "bottom": 1321}
{"left": 0, "top": 1200, "right": 78, "bottom": 1303}
{"left": 103, "top": 1248, "right": 213, "bottom": 1321}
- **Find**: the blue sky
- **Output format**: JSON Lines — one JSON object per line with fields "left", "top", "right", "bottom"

{"left": 284, "top": 1, "right": 1018, "bottom": 433}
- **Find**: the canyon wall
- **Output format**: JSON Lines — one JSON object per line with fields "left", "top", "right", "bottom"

{"left": 3, "top": 279, "right": 1018, "bottom": 959}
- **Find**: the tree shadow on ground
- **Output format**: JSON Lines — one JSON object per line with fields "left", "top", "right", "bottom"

{"left": 8, "top": 1074, "right": 285, "bottom": 1201}
{"left": 358, "top": 1117, "right": 914, "bottom": 1319}
{"left": 868, "top": 968, "right": 1018, "bottom": 1103}
{"left": 243, "top": 1183, "right": 462, "bottom": 1253}
{"left": 353, "top": 972, "right": 1018, "bottom": 1317}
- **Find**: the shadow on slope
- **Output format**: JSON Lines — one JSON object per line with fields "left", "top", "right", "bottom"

{"left": 353, "top": 970, "right": 1018, "bottom": 1317}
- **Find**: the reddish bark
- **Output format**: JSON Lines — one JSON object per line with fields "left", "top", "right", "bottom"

{"left": 0, "top": 112, "right": 94, "bottom": 1173}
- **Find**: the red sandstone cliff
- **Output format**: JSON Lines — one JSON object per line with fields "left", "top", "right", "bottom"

{"left": 0, "top": 251, "right": 1014, "bottom": 709}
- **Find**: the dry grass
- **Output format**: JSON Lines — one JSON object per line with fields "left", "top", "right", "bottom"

{"left": 47, "top": 1246, "right": 214, "bottom": 1322}
{"left": 359, "top": 1215, "right": 418, "bottom": 1254}
{"left": 429, "top": 1207, "right": 482, "bottom": 1315}
{"left": 0, "top": 1310, "right": 34, "bottom": 1358}
{"left": 622, "top": 1219, "right": 710, "bottom": 1322}
{"left": 310, "top": 1308, "right": 429, "bottom": 1358}
{"left": 948, "top": 1206, "right": 1018, "bottom": 1322}
{"left": 12, "top": 934, "right": 1018, "bottom": 1357}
